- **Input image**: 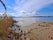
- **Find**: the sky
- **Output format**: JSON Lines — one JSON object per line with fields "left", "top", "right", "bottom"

{"left": 0, "top": 0, "right": 53, "bottom": 17}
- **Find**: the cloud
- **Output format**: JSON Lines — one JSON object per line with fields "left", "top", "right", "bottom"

{"left": 15, "top": 0, "right": 53, "bottom": 10}
{"left": 0, "top": 12, "right": 15, "bottom": 16}
{"left": 13, "top": 0, "right": 53, "bottom": 16}
{"left": 4, "top": 0, "right": 53, "bottom": 17}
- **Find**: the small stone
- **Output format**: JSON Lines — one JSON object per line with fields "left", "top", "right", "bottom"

{"left": 48, "top": 36, "right": 50, "bottom": 38}
{"left": 51, "top": 37, "right": 53, "bottom": 39}
{"left": 18, "top": 28, "right": 21, "bottom": 30}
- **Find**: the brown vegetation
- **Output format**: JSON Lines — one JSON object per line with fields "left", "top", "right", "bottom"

{"left": 0, "top": 18, "right": 14, "bottom": 40}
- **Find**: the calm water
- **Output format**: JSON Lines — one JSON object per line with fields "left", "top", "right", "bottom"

{"left": 13, "top": 17, "right": 53, "bottom": 27}
{"left": 39, "top": 17, "right": 53, "bottom": 22}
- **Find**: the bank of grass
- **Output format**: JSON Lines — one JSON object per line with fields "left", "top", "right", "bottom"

{"left": 0, "top": 19, "right": 3, "bottom": 24}
{"left": 0, "top": 29, "right": 4, "bottom": 36}
{"left": 0, "top": 18, "right": 14, "bottom": 40}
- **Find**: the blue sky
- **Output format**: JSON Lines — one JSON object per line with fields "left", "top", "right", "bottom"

{"left": 39, "top": 3, "right": 53, "bottom": 16}
{"left": 0, "top": 0, "right": 53, "bottom": 17}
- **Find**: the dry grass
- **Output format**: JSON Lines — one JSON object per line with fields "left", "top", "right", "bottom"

{"left": 0, "top": 18, "right": 14, "bottom": 40}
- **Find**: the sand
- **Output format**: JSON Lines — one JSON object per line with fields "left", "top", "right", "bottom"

{"left": 0, "top": 20, "right": 53, "bottom": 40}
{"left": 23, "top": 22, "right": 53, "bottom": 40}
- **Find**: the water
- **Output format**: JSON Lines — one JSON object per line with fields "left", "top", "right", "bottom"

{"left": 39, "top": 17, "right": 53, "bottom": 22}
{"left": 14, "top": 17, "right": 39, "bottom": 27}
{"left": 13, "top": 17, "right": 53, "bottom": 27}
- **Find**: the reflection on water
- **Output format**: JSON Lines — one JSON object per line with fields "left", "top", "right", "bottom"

{"left": 13, "top": 17, "right": 53, "bottom": 27}
{"left": 14, "top": 18, "right": 38, "bottom": 27}
{"left": 14, "top": 17, "right": 39, "bottom": 27}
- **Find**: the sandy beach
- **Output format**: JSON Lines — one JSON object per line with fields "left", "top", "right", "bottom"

{"left": 22, "top": 22, "right": 53, "bottom": 40}
{"left": 0, "top": 17, "right": 53, "bottom": 40}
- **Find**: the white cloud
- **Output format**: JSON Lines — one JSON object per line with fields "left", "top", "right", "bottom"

{"left": 0, "top": 12, "right": 14, "bottom": 16}
{"left": 15, "top": 0, "right": 53, "bottom": 10}
{"left": 18, "top": 10, "right": 38, "bottom": 17}
{"left": 7, "top": 0, "right": 53, "bottom": 17}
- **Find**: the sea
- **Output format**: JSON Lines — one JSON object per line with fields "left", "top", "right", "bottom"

{"left": 13, "top": 17, "right": 53, "bottom": 27}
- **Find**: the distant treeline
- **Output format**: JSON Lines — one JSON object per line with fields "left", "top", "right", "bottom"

{"left": 7, "top": 16, "right": 53, "bottom": 18}
{"left": 0, "top": 16, "right": 53, "bottom": 18}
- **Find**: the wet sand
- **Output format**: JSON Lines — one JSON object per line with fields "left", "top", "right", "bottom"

{"left": 22, "top": 22, "right": 53, "bottom": 40}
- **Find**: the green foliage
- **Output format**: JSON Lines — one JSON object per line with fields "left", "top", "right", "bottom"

{"left": 0, "top": 29, "right": 4, "bottom": 36}
{"left": 0, "top": 19, "right": 3, "bottom": 24}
